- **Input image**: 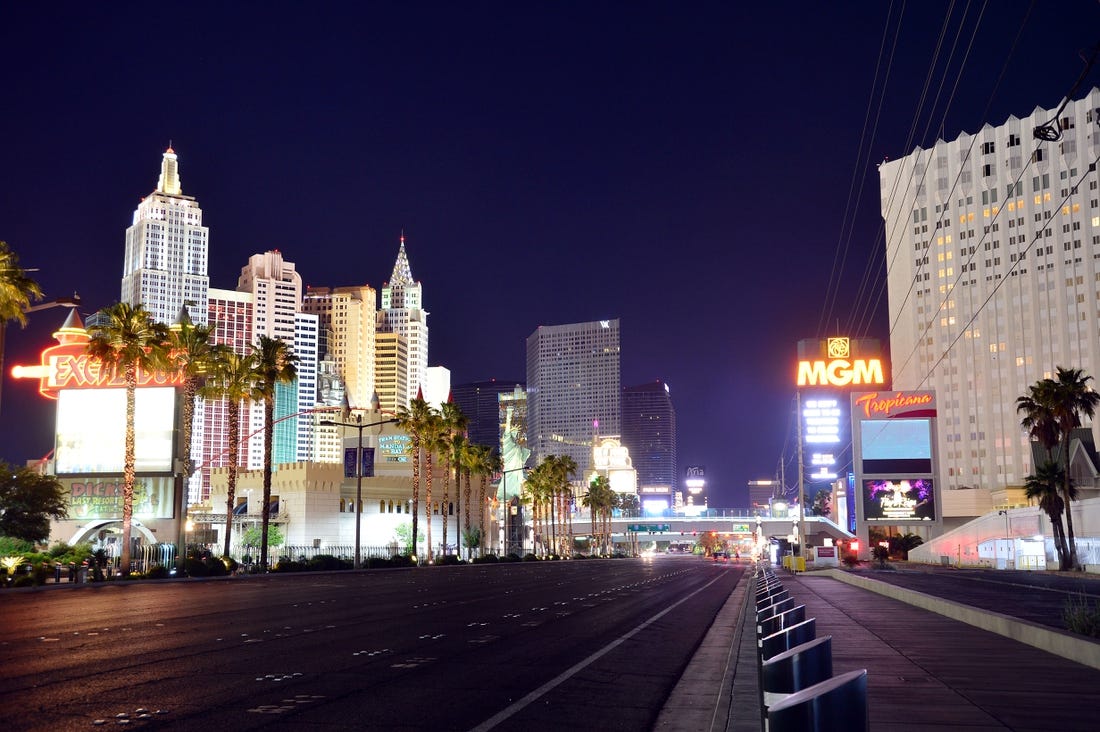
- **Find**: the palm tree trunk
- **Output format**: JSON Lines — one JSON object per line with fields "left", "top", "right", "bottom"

{"left": 410, "top": 439, "right": 421, "bottom": 557}
{"left": 425, "top": 452, "right": 434, "bottom": 562}
{"left": 477, "top": 476, "right": 486, "bottom": 554}
{"left": 260, "top": 397, "right": 274, "bottom": 570}
{"left": 441, "top": 456, "right": 450, "bottom": 556}
{"left": 223, "top": 400, "right": 241, "bottom": 559}
{"left": 1061, "top": 440, "right": 1079, "bottom": 569}
{"left": 121, "top": 367, "right": 138, "bottom": 576}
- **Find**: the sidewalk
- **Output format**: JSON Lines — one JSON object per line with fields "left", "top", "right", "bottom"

{"left": 659, "top": 568, "right": 1100, "bottom": 731}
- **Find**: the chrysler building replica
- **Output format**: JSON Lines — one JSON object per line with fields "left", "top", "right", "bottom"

{"left": 377, "top": 234, "right": 428, "bottom": 408}
{"left": 120, "top": 147, "right": 209, "bottom": 324}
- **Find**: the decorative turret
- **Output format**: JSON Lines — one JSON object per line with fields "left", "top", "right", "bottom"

{"left": 389, "top": 232, "right": 415, "bottom": 286}
{"left": 156, "top": 145, "right": 181, "bottom": 196}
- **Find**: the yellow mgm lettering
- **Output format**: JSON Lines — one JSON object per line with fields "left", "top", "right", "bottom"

{"left": 796, "top": 358, "right": 884, "bottom": 387}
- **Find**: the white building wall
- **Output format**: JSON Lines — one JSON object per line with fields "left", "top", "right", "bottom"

{"left": 879, "top": 88, "right": 1100, "bottom": 510}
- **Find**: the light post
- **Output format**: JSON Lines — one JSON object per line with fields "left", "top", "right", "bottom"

{"left": 320, "top": 415, "right": 398, "bottom": 569}
{"left": 997, "top": 509, "right": 1010, "bottom": 569}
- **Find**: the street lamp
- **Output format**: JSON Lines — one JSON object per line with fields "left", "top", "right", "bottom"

{"left": 320, "top": 415, "right": 398, "bottom": 569}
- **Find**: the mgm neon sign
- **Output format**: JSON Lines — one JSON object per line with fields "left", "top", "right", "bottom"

{"left": 796, "top": 337, "right": 885, "bottom": 387}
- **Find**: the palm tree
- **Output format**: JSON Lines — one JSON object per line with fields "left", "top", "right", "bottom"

{"left": 439, "top": 402, "right": 468, "bottom": 557}
{"left": 420, "top": 411, "right": 446, "bottom": 562}
{"left": 550, "top": 455, "right": 578, "bottom": 555}
{"left": 86, "top": 303, "right": 170, "bottom": 575}
{"left": 0, "top": 241, "right": 43, "bottom": 408}
{"left": 1018, "top": 367, "right": 1100, "bottom": 569}
{"left": 165, "top": 316, "right": 216, "bottom": 480}
{"left": 468, "top": 445, "right": 499, "bottom": 554}
{"left": 1023, "top": 461, "right": 1072, "bottom": 568}
{"left": 395, "top": 396, "right": 436, "bottom": 558}
{"left": 583, "top": 475, "right": 611, "bottom": 555}
{"left": 525, "top": 460, "right": 553, "bottom": 556}
{"left": 252, "top": 336, "right": 298, "bottom": 570}
{"left": 200, "top": 347, "right": 261, "bottom": 558}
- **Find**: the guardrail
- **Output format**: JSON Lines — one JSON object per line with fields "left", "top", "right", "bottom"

{"left": 753, "top": 564, "right": 868, "bottom": 731}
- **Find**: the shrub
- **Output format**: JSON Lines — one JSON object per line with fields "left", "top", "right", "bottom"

{"left": 184, "top": 558, "right": 208, "bottom": 577}
{"left": 435, "top": 554, "right": 462, "bottom": 566}
{"left": 1064, "top": 595, "right": 1100, "bottom": 638}
{"left": 204, "top": 557, "right": 229, "bottom": 576}
{"left": 272, "top": 560, "right": 305, "bottom": 573}
{"left": 144, "top": 565, "right": 170, "bottom": 579}
{"left": 871, "top": 546, "right": 890, "bottom": 568}
{"left": 11, "top": 574, "right": 35, "bottom": 588}
{"left": 842, "top": 553, "right": 860, "bottom": 568}
{"left": 471, "top": 554, "right": 499, "bottom": 564}
{"left": 308, "top": 554, "right": 349, "bottom": 571}
{"left": 222, "top": 556, "right": 239, "bottom": 574}
{"left": 522, "top": 553, "right": 538, "bottom": 562}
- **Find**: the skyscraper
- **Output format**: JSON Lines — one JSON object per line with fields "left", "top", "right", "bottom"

{"left": 452, "top": 379, "right": 524, "bottom": 448}
{"left": 526, "top": 319, "right": 621, "bottom": 475}
{"left": 879, "top": 87, "right": 1100, "bottom": 517}
{"left": 301, "top": 285, "right": 377, "bottom": 410}
{"left": 378, "top": 235, "right": 428, "bottom": 408}
{"left": 121, "top": 147, "right": 209, "bottom": 325}
{"left": 237, "top": 251, "right": 317, "bottom": 467}
{"left": 374, "top": 331, "right": 408, "bottom": 415}
{"left": 621, "top": 380, "right": 677, "bottom": 501}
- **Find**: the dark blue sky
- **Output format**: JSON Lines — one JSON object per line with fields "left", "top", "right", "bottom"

{"left": 2, "top": 2, "right": 1098, "bottom": 505}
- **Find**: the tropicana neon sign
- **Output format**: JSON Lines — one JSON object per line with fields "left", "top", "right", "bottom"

{"left": 854, "top": 391, "right": 934, "bottom": 418}
{"left": 796, "top": 358, "right": 885, "bottom": 387}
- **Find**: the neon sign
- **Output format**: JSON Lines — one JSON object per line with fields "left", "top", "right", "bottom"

{"left": 854, "top": 391, "right": 934, "bottom": 418}
{"left": 13, "top": 343, "right": 184, "bottom": 399}
{"left": 797, "top": 358, "right": 885, "bottom": 387}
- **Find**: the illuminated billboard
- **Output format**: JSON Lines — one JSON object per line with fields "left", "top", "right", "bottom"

{"left": 55, "top": 387, "right": 177, "bottom": 475}
{"left": 860, "top": 418, "right": 933, "bottom": 474}
{"left": 65, "top": 476, "right": 176, "bottom": 520}
{"left": 796, "top": 337, "right": 885, "bottom": 387}
{"left": 863, "top": 478, "right": 936, "bottom": 522}
{"left": 378, "top": 434, "right": 413, "bottom": 463}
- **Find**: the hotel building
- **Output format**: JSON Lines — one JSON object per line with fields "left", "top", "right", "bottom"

{"left": 377, "top": 235, "right": 428, "bottom": 409}
{"left": 879, "top": 87, "right": 1100, "bottom": 518}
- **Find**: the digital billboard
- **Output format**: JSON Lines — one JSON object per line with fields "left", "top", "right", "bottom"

{"left": 378, "top": 434, "right": 413, "bottom": 463}
{"left": 55, "top": 387, "right": 177, "bottom": 475}
{"left": 862, "top": 478, "right": 936, "bottom": 522}
{"left": 860, "top": 418, "right": 933, "bottom": 474}
{"left": 64, "top": 475, "right": 176, "bottom": 520}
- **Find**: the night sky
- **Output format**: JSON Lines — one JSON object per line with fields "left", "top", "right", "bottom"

{"left": 2, "top": 2, "right": 1098, "bottom": 506}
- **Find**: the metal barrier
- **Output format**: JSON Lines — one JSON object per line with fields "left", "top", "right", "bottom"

{"left": 766, "top": 668, "right": 868, "bottom": 731}
{"left": 760, "top": 618, "right": 816, "bottom": 661}
{"left": 757, "top": 605, "right": 806, "bottom": 638}
{"left": 757, "top": 589, "right": 790, "bottom": 609}
{"left": 756, "top": 596, "right": 795, "bottom": 621}
{"left": 761, "top": 635, "right": 833, "bottom": 707}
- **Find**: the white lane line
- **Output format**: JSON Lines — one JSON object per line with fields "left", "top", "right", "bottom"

{"left": 468, "top": 571, "right": 729, "bottom": 732}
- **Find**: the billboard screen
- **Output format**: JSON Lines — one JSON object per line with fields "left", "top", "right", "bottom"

{"left": 65, "top": 476, "right": 176, "bottom": 520}
{"left": 55, "top": 387, "right": 176, "bottom": 475}
{"left": 860, "top": 418, "right": 933, "bottom": 474}
{"left": 862, "top": 478, "right": 936, "bottom": 522}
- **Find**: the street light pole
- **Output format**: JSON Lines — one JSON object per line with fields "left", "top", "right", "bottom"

{"left": 320, "top": 415, "right": 398, "bottom": 569}
{"left": 0, "top": 293, "right": 80, "bottom": 414}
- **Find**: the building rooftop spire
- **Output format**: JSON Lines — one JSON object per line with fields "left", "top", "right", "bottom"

{"left": 156, "top": 145, "right": 181, "bottom": 195}
{"left": 390, "top": 233, "right": 414, "bottom": 285}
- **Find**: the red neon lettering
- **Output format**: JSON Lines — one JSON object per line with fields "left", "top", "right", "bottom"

{"left": 854, "top": 392, "right": 934, "bottom": 418}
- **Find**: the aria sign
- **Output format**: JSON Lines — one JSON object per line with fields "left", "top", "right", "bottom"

{"left": 796, "top": 337, "right": 885, "bottom": 387}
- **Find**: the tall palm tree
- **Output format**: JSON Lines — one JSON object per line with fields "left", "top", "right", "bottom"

{"left": 439, "top": 402, "right": 468, "bottom": 557}
{"left": 469, "top": 445, "right": 499, "bottom": 554}
{"left": 583, "top": 475, "right": 610, "bottom": 555}
{"left": 165, "top": 316, "right": 216, "bottom": 480}
{"left": 86, "top": 302, "right": 170, "bottom": 575}
{"left": 1018, "top": 367, "right": 1100, "bottom": 569}
{"left": 1023, "top": 461, "right": 1072, "bottom": 568}
{"left": 0, "top": 241, "right": 43, "bottom": 408}
{"left": 1047, "top": 367, "right": 1100, "bottom": 570}
{"left": 421, "top": 411, "right": 446, "bottom": 562}
{"left": 199, "top": 347, "right": 261, "bottom": 558}
{"left": 395, "top": 396, "right": 436, "bottom": 558}
{"left": 525, "top": 460, "right": 553, "bottom": 556}
{"left": 550, "top": 455, "right": 578, "bottom": 555}
{"left": 252, "top": 336, "right": 298, "bottom": 569}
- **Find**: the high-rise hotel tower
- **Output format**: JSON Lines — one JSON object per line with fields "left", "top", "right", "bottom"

{"left": 879, "top": 87, "right": 1100, "bottom": 516}
{"left": 377, "top": 235, "right": 428, "bottom": 409}
{"left": 121, "top": 147, "right": 209, "bottom": 325}
{"left": 526, "top": 319, "right": 621, "bottom": 475}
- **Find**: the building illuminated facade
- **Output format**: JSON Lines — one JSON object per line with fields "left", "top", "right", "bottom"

{"left": 377, "top": 235, "right": 428, "bottom": 409}
{"left": 879, "top": 88, "right": 1100, "bottom": 516}
{"left": 374, "top": 331, "right": 408, "bottom": 414}
{"left": 621, "top": 380, "right": 676, "bottom": 511}
{"left": 120, "top": 147, "right": 209, "bottom": 325}
{"left": 301, "top": 285, "right": 377, "bottom": 411}
{"left": 526, "top": 319, "right": 621, "bottom": 475}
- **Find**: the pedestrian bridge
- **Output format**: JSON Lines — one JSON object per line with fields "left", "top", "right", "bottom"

{"left": 560, "top": 512, "right": 854, "bottom": 543}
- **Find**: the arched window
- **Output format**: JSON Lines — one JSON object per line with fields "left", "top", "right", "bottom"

{"left": 388, "top": 500, "right": 394, "bottom": 513}
{"left": 379, "top": 500, "right": 385, "bottom": 513}
{"left": 448, "top": 502, "right": 454, "bottom": 516}
{"left": 339, "top": 498, "right": 346, "bottom": 512}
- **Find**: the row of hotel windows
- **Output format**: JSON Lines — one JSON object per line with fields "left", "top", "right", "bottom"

{"left": 340, "top": 499, "right": 456, "bottom": 516}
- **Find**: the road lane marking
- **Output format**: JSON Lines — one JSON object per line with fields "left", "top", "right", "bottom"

{"left": 468, "top": 570, "right": 730, "bottom": 732}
